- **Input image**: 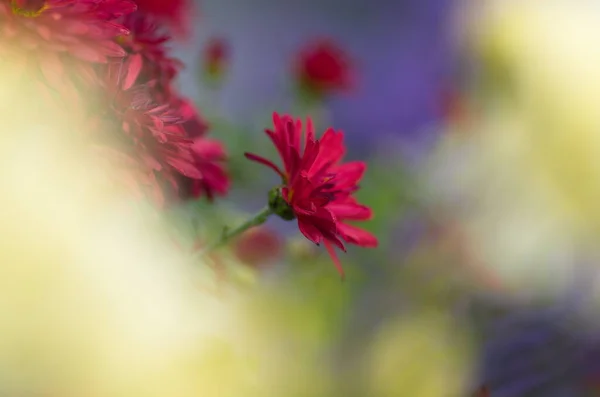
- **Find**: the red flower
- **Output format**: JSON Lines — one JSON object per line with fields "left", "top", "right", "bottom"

{"left": 133, "top": 0, "right": 192, "bottom": 38}
{"left": 177, "top": 97, "right": 209, "bottom": 138}
{"left": 295, "top": 39, "right": 352, "bottom": 98}
{"left": 186, "top": 137, "right": 230, "bottom": 200}
{"left": 234, "top": 226, "right": 283, "bottom": 269}
{"left": 0, "top": 0, "right": 136, "bottom": 91}
{"left": 245, "top": 112, "right": 377, "bottom": 277}
{"left": 167, "top": 98, "right": 228, "bottom": 202}
{"left": 93, "top": 58, "right": 207, "bottom": 205}
{"left": 202, "top": 37, "right": 229, "bottom": 85}
{"left": 119, "top": 12, "right": 183, "bottom": 101}
{"left": 96, "top": 22, "right": 228, "bottom": 204}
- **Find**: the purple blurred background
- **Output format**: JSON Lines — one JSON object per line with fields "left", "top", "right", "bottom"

{"left": 173, "top": 0, "right": 457, "bottom": 153}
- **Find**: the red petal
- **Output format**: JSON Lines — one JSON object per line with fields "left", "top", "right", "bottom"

{"left": 123, "top": 53, "right": 143, "bottom": 90}
{"left": 324, "top": 240, "right": 345, "bottom": 279}
{"left": 298, "top": 218, "right": 324, "bottom": 245}
{"left": 167, "top": 157, "right": 203, "bottom": 179}
{"left": 69, "top": 45, "right": 107, "bottom": 63}
{"left": 338, "top": 223, "right": 378, "bottom": 248}
{"left": 328, "top": 200, "right": 372, "bottom": 220}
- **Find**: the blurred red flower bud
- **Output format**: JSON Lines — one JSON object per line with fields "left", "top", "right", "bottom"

{"left": 233, "top": 226, "right": 283, "bottom": 269}
{"left": 202, "top": 37, "right": 229, "bottom": 86}
{"left": 294, "top": 39, "right": 352, "bottom": 100}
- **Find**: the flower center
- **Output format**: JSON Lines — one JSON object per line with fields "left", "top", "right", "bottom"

{"left": 11, "top": 0, "right": 47, "bottom": 17}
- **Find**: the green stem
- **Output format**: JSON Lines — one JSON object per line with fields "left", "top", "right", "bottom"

{"left": 204, "top": 206, "right": 274, "bottom": 252}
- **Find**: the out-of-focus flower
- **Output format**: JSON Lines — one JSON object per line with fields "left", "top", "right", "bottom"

{"left": 0, "top": 0, "right": 136, "bottom": 95}
{"left": 133, "top": 0, "right": 192, "bottom": 38}
{"left": 439, "top": 88, "right": 474, "bottom": 131}
{"left": 245, "top": 112, "right": 377, "bottom": 277}
{"left": 294, "top": 39, "right": 352, "bottom": 100}
{"left": 119, "top": 12, "right": 183, "bottom": 100}
{"left": 0, "top": 73, "right": 240, "bottom": 397}
{"left": 178, "top": 97, "right": 209, "bottom": 138}
{"left": 474, "top": 385, "right": 490, "bottom": 397}
{"left": 185, "top": 138, "right": 230, "bottom": 201}
{"left": 119, "top": 13, "right": 208, "bottom": 138}
{"left": 233, "top": 226, "right": 283, "bottom": 269}
{"left": 114, "top": 13, "right": 228, "bottom": 203}
{"left": 202, "top": 37, "right": 229, "bottom": 86}
{"left": 92, "top": 60, "right": 206, "bottom": 206}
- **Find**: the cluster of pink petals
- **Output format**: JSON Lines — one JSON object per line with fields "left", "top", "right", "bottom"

{"left": 119, "top": 13, "right": 183, "bottom": 99}
{"left": 245, "top": 113, "right": 378, "bottom": 276}
{"left": 92, "top": 11, "right": 229, "bottom": 204}
{"left": 0, "top": 0, "right": 136, "bottom": 96}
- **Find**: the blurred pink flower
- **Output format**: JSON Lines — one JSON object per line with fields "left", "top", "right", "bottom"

{"left": 295, "top": 39, "right": 352, "bottom": 98}
{"left": 233, "top": 226, "right": 283, "bottom": 269}
{"left": 202, "top": 37, "right": 229, "bottom": 85}
{"left": 187, "top": 138, "right": 230, "bottom": 201}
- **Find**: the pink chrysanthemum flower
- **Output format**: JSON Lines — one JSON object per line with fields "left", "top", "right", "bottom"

{"left": 177, "top": 97, "right": 209, "bottom": 138}
{"left": 117, "top": 14, "right": 214, "bottom": 144}
{"left": 118, "top": 12, "right": 183, "bottom": 100}
{"left": 0, "top": 0, "right": 136, "bottom": 92}
{"left": 295, "top": 39, "right": 352, "bottom": 99}
{"left": 186, "top": 137, "right": 230, "bottom": 200}
{"left": 245, "top": 112, "right": 377, "bottom": 277}
{"left": 173, "top": 99, "right": 229, "bottom": 201}
{"left": 94, "top": 55, "right": 229, "bottom": 205}
{"left": 92, "top": 58, "right": 201, "bottom": 205}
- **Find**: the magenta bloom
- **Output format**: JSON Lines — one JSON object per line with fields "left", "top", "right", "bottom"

{"left": 0, "top": 0, "right": 136, "bottom": 99}
{"left": 119, "top": 12, "right": 183, "bottom": 100}
{"left": 295, "top": 39, "right": 352, "bottom": 98}
{"left": 0, "top": 0, "right": 136, "bottom": 61}
{"left": 93, "top": 55, "right": 229, "bottom": 205}
{"left": 177, "top": 97, "right": 209, "bottom": 138}
{"left": 187, "top": 137, "right": 230, "bottom": 201}
{"left": 245, "top": 113, "right": 377, "bottom": 277}
{"left": 92, "top": 59, "right": 201, "bottom": 205}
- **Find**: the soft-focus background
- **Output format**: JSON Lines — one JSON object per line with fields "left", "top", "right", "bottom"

{"left": 5, "top": 0, "right": 600, "bottom": 396}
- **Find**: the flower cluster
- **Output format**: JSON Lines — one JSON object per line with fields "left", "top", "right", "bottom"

{"left": 0, "top": 0, "right": 229, "bottom": 206}
{"left": 245, "top": 112, "right": 378, "bottom": 277}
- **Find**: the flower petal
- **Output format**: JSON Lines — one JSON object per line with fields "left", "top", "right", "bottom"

{"left": 244, "top": 152, "right": 285, "bottom": 179}
{"left": 338, "top": 223, "right": 378, "bottom": 248}
{"left": 324, "top": 240, "right": 345, "bottom": 279}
